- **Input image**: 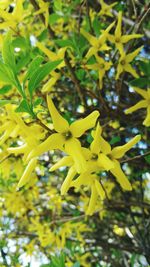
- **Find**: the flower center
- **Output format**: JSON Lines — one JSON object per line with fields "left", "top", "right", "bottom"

{"left": 99, "top": 63, "right": 105, "bottom": 69}
{"left": 62, "top": 131, "right": 72, "bottom": 140}
{"left": 115, "top": 37, "right": 120, "bottom": 43}
{"left": 120, "top": 59, "right": 126, "bottom": 65}
{"left": 91, "top": 153, "right": 98, "bottom": 161}
{"left": 103, "top": 8, "right": 108, "bottom": 12}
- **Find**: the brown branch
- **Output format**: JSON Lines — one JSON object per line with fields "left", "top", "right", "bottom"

{"left": 64, "top": 51, "right": 87, "bottom": 107}
{"left": 121, "top": 150, "right": 150, "bottom": 163}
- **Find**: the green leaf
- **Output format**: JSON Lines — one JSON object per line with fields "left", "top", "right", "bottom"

{"left": 0, "top": 61, "right": 24, "bottom": 97}
{"left": 110, "top": 136, "right": 121, "bottom": 145}
{"left": 0, "top": 100, "right": 11, "bottom": 107}
{"left": 72, "top": 262, "right": 80, "bottom": 267}
{"left": 33, "top": 97, "right": 43, "bottom": 107}
{"left": 15, "top": 99, "right": 33, "bottom": 116}
{"left": 38, "top": 29, "right": 48, "bottom": 41}
{"left": 54, "top": 39, "right": 73, "bottom": 48}
{"left": 2, "top": 31, "right": 17, "bottom": 74}
{"left": 53, "top": 0, "right": 62, "bottom": 11}
{"left": 144, "top": 155, "right": 150, "bottom": 164}
{"left": 93, "top": 17, "right": 102, "bottom": 36}
{"left": 16, "top": 53, "right": 31, "bottom": 72}
{"left": 130, "top": 77, "right": 149, "bottom": 88}
{"left": 12, "top": 36, "right": 28, "bottom": 50}
{"left": 139, "top": 60, "right": 150, "bottom": 76}
{"left": 28, "top": 59, "right": 62, "bottom": 97}
{"left": 49, "top": 13, "right": 62, "bottom": 25}
{"left": 76, "top": 69, "right": 86, "bottom": 80}
{"left": 0, "top": 61, "right": 17, "bottom": 86}
{"left": 0, "top": 85, "right": 12, "bottom": 95}
{"left": 24, "top": 56, "right": 44, "bottom": 84}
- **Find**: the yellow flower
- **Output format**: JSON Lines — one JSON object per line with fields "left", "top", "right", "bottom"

{"left": 85, "top": 54, "right": 112, "bottom": 89}
{"left": 0, "top": 0, "right": 25, "bottom": 29}
{"left": 27, "top": 95, "right": 100, "bottom": 173}
{"left": 89, "top": 123, "right": 141, "bottom": 190}
{"left": 99, "top": 0, "right": 117, "bottom": 17}
{"left": 125, "top": 87, "right": 150, "bottom": 126}
{"left": 34, "top": 0, "right": 49, "bottom": 27}
{"left": 108, "top": 12, "right": 142, "bottom": 52}
{"left": 116, "top": 46, "right": 142, "bottom": 80}
{"left": 80, "top": 21, "right": 115, "bottom": 59}
{"left": 36, "top": 42, "right": 66, "bottom": 92}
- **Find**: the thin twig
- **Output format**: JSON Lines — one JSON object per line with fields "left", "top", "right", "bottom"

{"left": 121, "top": 150, "right": 150, "bottom": 163}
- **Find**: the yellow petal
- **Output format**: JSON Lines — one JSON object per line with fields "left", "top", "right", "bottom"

{"left": 71, "top": 173, "right": 87, "bottom": 188}
{"left": 124, "top": 64, "right": 139, "bottom": 78}
{"left": 80, "top": 28, "right": 98, "bottom": 46}
{"left": 17, "top": 158, "right": 37, "bottom": 188}
{"left": 27, "top": 133, "right": 64, "bottom": 161}
{"left": 125, "top": 100, "right": 147, "bottom": 114}
{"left": 70, "top": 110, "right": 100, "bottom": 137}
{"left": 98, "top": 153, "right": 114, "bottom": 170}
{"left": 143, "top": 106, "right": 150, "bottom": 127}
{"left": 115, "top": 64, "right": 123, "bottom": 80}
{"left": 85, "top": 47, "right": 97, "bottom": 59}
{"left": 99, "top": 136, "right": 111, "bottom": 154}
{"left": 50, "top": 156, "right": 73, "bottom": 171}
{"left": 94, "top": 179, "right": 105, "bottom": 200}
{"left": 86, "top": 183, "right": 98, "bottom": 215}
{"left": 110, "top": 160, "right": 132, "bottom": 191}
{"left": 133, "top": 87, "right": 148, "bottom": 99}
{"left": 121, "top": 34, "right": 143, "bottom": 43}
{"left": 36, "top": 42, "right": 58, "bottom": 61}
{"left": 65, "top": 138, "right": 87, "bottom": 173}
{"left": 61, "top": 167, "right": 76, "bottom": 195}
{"left": 7, "top": 144, "right": 27, "bottom": 155}
{"left": 90, "top": 123, "right": 101, "bottom": 154}
{"left": 115, "top": 11, "right": 122, "bottom": 38}
{"left": 111, "top": 134, "right": 141, "bottom": 159}
{"left": 47, "top": 95, "right": 69, "bottom": 133}
{"left": 98, "top": 69, "right": 105, "bottom": 89}
{"left": 107, "top": 34, "right": 115, "bottom": 43}
{"left": 126, "top": 46, "right": 143, "bottom": 62}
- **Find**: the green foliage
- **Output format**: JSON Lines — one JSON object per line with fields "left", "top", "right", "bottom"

{"left": 28, "top": 59, "right": 62, "bottom": 97}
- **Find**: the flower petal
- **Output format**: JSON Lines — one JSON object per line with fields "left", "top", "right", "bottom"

{"left": 90, "top": 123, "right": 102, "bottom": 154}
{"left": 80, "top": 28, "right": 98, "bottom": 46}
{"left": 65, "top": 138, "right": 87, "bottom": 173}
{"left": 99, "top": 136, "right": 111, "bottom": 154}
{"left": 86, "top": 183, "right": 98, "bottom": 215}
{"left": 133, "top": 87, "right": 148, "bottom": 99}
{"left": 70, "top": 110, "right": 100, "bottom": 137}
{"left": 143, "top": 106, "right": 150, "bottom": 127}
{"left": 27, "top": 133, "right": 64, "bottom": 161}
{"left": 71, "top": 173, "right": 88, "bottom": 188}
{"left": 50, "top": 156, "right": 73, "bottom": 171}
{"left": 61, "top": 166, "right": 76, "bottom": 195}
{"left": 115, "top": 11, "right": 122, "bottom": 38}
{"left": 125, "top": 100, "right": 147, "bottom": 114}
{"left": 121, "top": 34, "right": 143, "bottom": 43}
{"left": 124, "top": 64, "right": 139, "bottom": 78}
{"left": 98, "top": 153, "right": 114, "bottom": 170}
{"left": 111, "top": 134, "right": 141, "bottom": 159}
{"left": 126, "top": 46, "right": 143, "bottom": 63}
{"left": 85, "top": 47, "right": 97, "bottom": 59}
{"left": 47, "top": 95, "right": 69, "bottom": 133}
{"left": 110, "top": 160, "right": 132, "bottom": 191}
{"left": 115, "top": 63, "right": 123, "bottom": 80}
{"left": 17, "top": 158, "right": 37, "bottom": 188}
{"left": 94, "top": 179, "right": 105, "bottom": 200}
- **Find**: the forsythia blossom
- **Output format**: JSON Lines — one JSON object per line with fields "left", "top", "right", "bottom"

{"left": 125, "top": 87, "right": 150, "bottom": 126}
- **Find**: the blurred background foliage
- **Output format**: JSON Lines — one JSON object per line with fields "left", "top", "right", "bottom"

{"left": 0, "top": 0, "right": 150, "bottom": 266}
